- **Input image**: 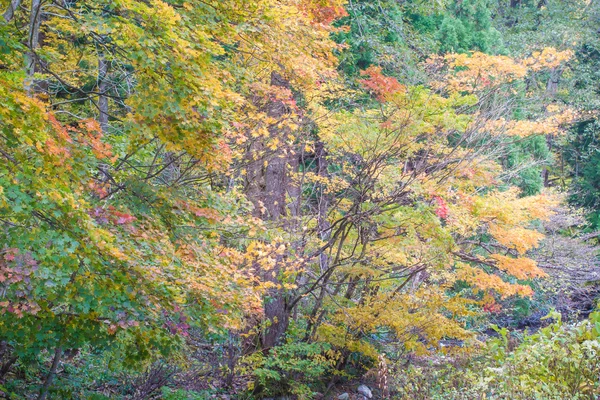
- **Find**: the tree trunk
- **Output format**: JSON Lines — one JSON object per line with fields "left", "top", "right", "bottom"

{"left": 97, "top": 49, "right": 110, "bottom": 133}
{"left": 2, "top": 0, "right": 21, "bottom": 23}
{"left": 315, "top": 140, "right": 331, "bottom": 273}
{"left": 263, "top": 287, "right": 289, "bottom": 349}
{"left": 546, "top": 67, "right": 563, "bottom": 99}
{"left": 244, "top": 71, "right": 298, "bottom": 349}
{"left": 24, "top": 0, "right": 42, "bottom": 95}
{"left": 38, "top": 345, "right": 62, "bottom": 400}
{"left": 543, "top": 133, "right": 555, "bottom": 187}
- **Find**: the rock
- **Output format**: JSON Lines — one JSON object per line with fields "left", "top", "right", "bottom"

{"left": 337, "top": 393, "right": 350, "bottom": 400}
{"left": 357, "top": 384, "right": 372, "bottom": 399}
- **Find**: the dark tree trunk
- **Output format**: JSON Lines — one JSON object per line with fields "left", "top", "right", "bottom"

{"left": 263, "top": 287, "right": 289, "bottom": 349}
{"left": 38, "top": 345, "right": 62, "bottom": 400}
{"left": 244, "top": 71, "right": 300, "bottom": 349}
{"left": 25, "top": 0, "right": 42, "bottom": 95}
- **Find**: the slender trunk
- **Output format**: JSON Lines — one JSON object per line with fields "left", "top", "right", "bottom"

{"left": 305, "top": 273, "right": 348, "bottom": 341}
{"left": 316, "top": 140, "right": 331, "bottom": 273}
{"left": 344, "top": 276, "right": 359, "bottom": 299}
{"left": 545, "top": 67, "right": 563, "bottom": 99}
{"left": 303, "top": 272, "right": 333, "bottom": 341}
{"left": 224, "top": 332, "right": 237, "bottom": 387}
{"left": 301, "top": 140, "right": 332, "bottom": 340}
{"left": 25, "top": 0, "right": 42, "bottom": 95}
{"left": 97, "top": 49, "right": 109, "bottom": 133}
{"left": 543, "top": 133, "right": 555, "bottom": 187}
{"left": 38, "top": 345, "right": 62, "bottom": 400}
{"left": 2, "top": 0, "right": 21, "bottom": 22}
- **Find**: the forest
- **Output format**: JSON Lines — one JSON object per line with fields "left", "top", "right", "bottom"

{"left": 2, "top": 0, "right": 600, "bottom": 398}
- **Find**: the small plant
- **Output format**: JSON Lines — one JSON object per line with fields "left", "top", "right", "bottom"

{"left": 243, "top": 341, "right": 338, "bottom": 398}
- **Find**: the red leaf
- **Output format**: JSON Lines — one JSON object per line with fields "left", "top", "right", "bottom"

{"left": 116, "top": 214, "right": 135, "bottom": 224}
{"left": 359, "top": 66, "right": 405, "bottom": 102}
{"left": 433, "top": 196, "right": 449, "bottom": 220}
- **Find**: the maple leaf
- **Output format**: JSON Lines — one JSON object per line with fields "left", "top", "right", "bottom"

{"left": 359, "top": 66, "right": 405, "bottom": 102}
{"left": 433, "top": 196, "right": 449, "bottom": 220}
{"left": 4, "top": 250, "right": 17, "bottom": 262}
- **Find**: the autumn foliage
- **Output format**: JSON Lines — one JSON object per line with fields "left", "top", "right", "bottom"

{"left": 0, "top": 0, "right": 588, "bottom": 398}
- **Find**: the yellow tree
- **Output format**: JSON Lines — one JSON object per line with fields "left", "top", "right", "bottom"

{"left": 246, "top": 49, "right": 571, "bottom": 371}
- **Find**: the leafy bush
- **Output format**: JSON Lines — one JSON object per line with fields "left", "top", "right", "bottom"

{"left": 243, "top": 342, "right": 338, "bottom": 398}
{"left": 391, "top": 310, "right": 600, "bottom": 399}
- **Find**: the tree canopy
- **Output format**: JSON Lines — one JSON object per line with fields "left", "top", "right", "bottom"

{"left": 1, "top": 0, "right": 600, "bottom": 399}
